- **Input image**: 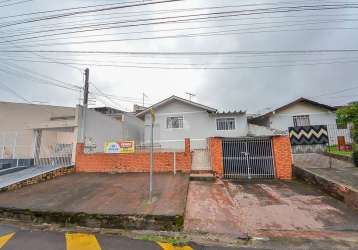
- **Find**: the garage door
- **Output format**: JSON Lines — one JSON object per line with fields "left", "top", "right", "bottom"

{"left": 222, "top": 137, "right": 275, "bottom": 179}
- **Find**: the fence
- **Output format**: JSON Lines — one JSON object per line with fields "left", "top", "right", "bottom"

{"left": 0, "top": 128, "right": 74, "bottom": 171}
{"left": 289, "top": 124, "right": 353, "bottom": 154}
{"left": 0, "top": 131, "right": 34, "bottom": 170}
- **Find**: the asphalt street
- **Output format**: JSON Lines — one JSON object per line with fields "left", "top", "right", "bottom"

{"left": 0, "top": 223, "right": 243, "bottom": 250}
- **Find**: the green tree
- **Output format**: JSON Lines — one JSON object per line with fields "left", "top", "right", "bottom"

{"left": 337, "top": 103, "right": 358, "bottom": 166}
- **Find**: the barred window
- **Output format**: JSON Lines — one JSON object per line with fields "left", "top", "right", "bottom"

{"left": 336, "top": 119, "right": 347, "bottom": 129}
{"left": 216, "top": 118, "right": 235, "bottom": 130}
{"left": 293, "top": 115, "right": 310, "bottom": 127}
{"left": 167, "top": 116, "right": 183, "bottom": 129}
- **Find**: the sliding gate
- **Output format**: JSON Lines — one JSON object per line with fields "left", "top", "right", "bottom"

{"left": 222, "top": 137, "right": 275, "bottom": 179}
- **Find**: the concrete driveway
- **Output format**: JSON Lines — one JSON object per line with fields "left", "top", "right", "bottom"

{"left": 184, "top": 180, "right": 358, "bottom": 236}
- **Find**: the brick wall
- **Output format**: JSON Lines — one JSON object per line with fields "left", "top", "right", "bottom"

{"left": 208, "top": 137, "right": 224, "bottom": 177}
{"left": 272, "top": 135, "right": 293, "bottom": 180}
{"left": 75, "top": 139, "right": 191, "bottom": 173}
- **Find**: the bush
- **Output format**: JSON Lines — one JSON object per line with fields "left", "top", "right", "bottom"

{"left": 353, "top": 150, "right": 358, "bottom": 167}
{"left": 353, "top": 129, "right": 358, "bottom": 144}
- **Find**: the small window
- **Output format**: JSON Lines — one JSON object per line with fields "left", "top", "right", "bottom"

{"left": 293, "top": 115, "right": 310, "bottom": 127}
{"left": 216, "top": 118, "right": 235, "bottom": 130}
{"left": 336, "top": 119, "right": 347, "bottom": 129}
{"left": 167, "top": 116, "right": 183, "bottom": 129}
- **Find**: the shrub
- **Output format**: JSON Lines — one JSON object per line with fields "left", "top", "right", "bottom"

{"left": 353, "top": 129, "right": 358, "bottom": 144}
{"left": 353, "top": 150, "right": 358, "bottom": 167}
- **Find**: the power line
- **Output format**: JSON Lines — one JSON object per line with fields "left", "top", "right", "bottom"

{"left": 309, "top": 85, "right": 358, "bottom": 98}
{"left": 0, "top": 0, "right": 183, "bottom": 28}
{"left": 0, "top": 0, "right": 151, "bottom": 20}
{"left": 0, "top": 62, "right": 82, "bottom": 91}
{"left": 2, "top": 1, "right": 355, "bottom": 33}
{"left": 2, "top": 49, "right": 358, "bottom": 55}
{"left": 9, "top": 26, "right": 358, "bottom": 48}
{"left": 0, "top": 80, "right": 32, "bottom": 103}
{"left": 1, "top": 4, "right": 357, "bottom": 44}
{"left": 4, "top": 17, "right": 358, "bottom": 47}
{"left": 2, "top": 56, "right": 358, "bottom": 70}
{"left": 0, "top": 0, "right": 32, "bottom": 8}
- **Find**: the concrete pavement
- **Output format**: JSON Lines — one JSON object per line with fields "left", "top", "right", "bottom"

{"left": 185, "top": 180, "right": 358, "bottom": 235}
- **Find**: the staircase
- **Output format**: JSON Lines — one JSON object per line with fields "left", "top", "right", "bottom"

{"left": 190, "top": 149, "right": 215, "bottom": 181}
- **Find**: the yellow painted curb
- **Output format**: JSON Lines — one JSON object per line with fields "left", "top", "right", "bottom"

{"left": 66, "top": 233, "right": 102, "bottom": 250}
{"left": 157, "top": 242, "right": 193, "bottom": 250}
{"left": 0, "top": 233, "right": 15, "bottom": 248}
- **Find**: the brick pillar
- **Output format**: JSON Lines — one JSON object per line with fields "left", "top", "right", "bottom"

{"left": 184, "top": 138, "right": 191, "bottom": 172}
{"left": 75, "top": 143, "right": 84, "bottom": 172}
{"left": 208, "top": 137, "right": 224, "bottom": 177}
{"left": 272, "top": 136, "right": 292, "bottom": 180}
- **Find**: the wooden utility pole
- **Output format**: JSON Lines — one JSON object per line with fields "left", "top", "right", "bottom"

{"left": 81, "top": 68, "right": 90, "bottom": 142}
{"left": 83, "top": 68, "right": 90, "bottom": 107}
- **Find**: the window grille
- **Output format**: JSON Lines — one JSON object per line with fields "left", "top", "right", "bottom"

{"left": 293, "top": 115, "right": 310, "bottom": 127}
{"left": 216, "top": 118, "right": 235, "bottom": 130}
{"left": 167, "top": 116, "right": 184, "bottom": 129}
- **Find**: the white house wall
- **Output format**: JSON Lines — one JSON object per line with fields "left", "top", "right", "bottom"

{"left": 143, "top": 100, "right": 248, "bottom": 150}
{"left": 263, "top": 102, "right": 350, "bottom": 145}
{"left": 269, "top": 102, "right": 337, "bottom": 131}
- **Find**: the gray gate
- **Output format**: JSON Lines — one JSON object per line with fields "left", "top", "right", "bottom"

{"left": 222, "top": 137, "right": 275, "bottom": 179}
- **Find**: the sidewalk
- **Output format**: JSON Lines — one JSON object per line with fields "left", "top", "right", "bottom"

{"left": 293, "top": 153, "right": 358, "bottom": 209}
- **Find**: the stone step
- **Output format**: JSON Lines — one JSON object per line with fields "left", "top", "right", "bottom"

{"left": 190, "top": 173, "right": 216, "bottom": 182}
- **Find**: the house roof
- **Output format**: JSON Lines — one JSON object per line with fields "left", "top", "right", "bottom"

{"left": 250, "top": 97, "right": 337, "bottom": 120}
{"left": 136, "top": 95, "right": 217, "bottom": 118}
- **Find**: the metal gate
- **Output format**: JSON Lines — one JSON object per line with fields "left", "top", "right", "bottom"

{"left": 222, "top": 137, "right": 275, "bottom": 179}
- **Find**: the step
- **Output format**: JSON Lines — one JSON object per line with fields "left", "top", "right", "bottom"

{"left": 191, "top": 170, "right": 213, "bottom": 174}
{"left": 190, "top": 173, "right": 216, "bottom": 182}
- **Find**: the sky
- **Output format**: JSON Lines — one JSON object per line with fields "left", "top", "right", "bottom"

{"left": 0, "top": 0, "right": 358, "bottom": 113}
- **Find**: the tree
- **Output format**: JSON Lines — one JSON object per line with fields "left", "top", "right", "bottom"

{"left": 336, "top": 103, "right": 358, "bottom": 166}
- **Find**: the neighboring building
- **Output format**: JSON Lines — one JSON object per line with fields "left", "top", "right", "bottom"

{"left": 250, "top": 97, "right": 352, "bottom": 145}
{"left": 0, "top": 101, "right": 77, "bottom": 168}
{"left": 136, "top": 95, "right": 249, "bottom": 149}
{"left": 250, "top": 97, "right": 337, "bottom": 131}
{"left": 93, "top": 106, "right": 126, "bottom": 121}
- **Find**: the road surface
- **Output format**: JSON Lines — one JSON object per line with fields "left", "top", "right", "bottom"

{"left": 0, "top": 223, "right": 243, "bottom": 250}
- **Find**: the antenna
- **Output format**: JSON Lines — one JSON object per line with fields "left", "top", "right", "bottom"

{"left": 185, "top": 92, "right": 196, "bottom": 101}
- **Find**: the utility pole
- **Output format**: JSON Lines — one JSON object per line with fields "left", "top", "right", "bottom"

{"left": 84, "top": 68, "right": 90, "bottom": 107}
{"left": 185, "top": 92, "right": 196, "bottom": 101}
{"left": 149, "top": 108, "right": 155, "bottom": 202}
{"left": 81, "top": 68, "right": 90, "bottom": 142}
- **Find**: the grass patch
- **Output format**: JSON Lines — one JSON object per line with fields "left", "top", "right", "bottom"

{"left": 327, "top": 145, "right": 353, "bottom": 156}
{"left": 136, "top": 234, "right": 189, "bottom": 245}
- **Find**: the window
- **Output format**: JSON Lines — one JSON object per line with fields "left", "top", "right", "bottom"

{"left": 336, "top": 119, "right": 347, "bottom": 129}
{"left": 293, "top": 115, "right": 310, "bottom": 127}
{"left": 216, "top": 118, "right": 235, "bottom": 130}
{"left": 167, "top": 116, "right": 184, "bottom": 129}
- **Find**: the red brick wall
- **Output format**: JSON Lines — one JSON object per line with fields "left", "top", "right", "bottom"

{"left": 75, "top": 140, "right": 191, "bottom": 173}
{"left": 208, "top": 137, "right": 224, "bottom": 177}
{"left": 272, "top": 135, "right": 293, "bottom": 180}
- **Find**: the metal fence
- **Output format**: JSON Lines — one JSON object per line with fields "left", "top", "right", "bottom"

{"left": 290, "top": 124, "right": 353, "bottom": 154}
{"left": 0, "top": 128, "right": 74, "bottom": 171}
{"left": 222, "top": 137, "right": 275, "bottom": 180}
{"left": 0, "top": 131, "right": 34, "bottom": 170}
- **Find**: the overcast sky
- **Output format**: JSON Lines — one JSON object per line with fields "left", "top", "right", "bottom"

{"left": 0, "top": 0, "right": 357, "bottom": 113}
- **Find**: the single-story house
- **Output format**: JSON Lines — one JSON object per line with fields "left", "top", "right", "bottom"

{"left": 136, "top": 95, "right": 251, "bottom": 150}
{"left": 249, "top": 97, "right": 352, "bottom": 145}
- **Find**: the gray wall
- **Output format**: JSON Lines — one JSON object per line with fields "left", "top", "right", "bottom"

{"left": 77, "top": 106, "right": 144, "bottom": 152}
{"left": 143, "top": 100, "right": 248, "bottom": 150}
